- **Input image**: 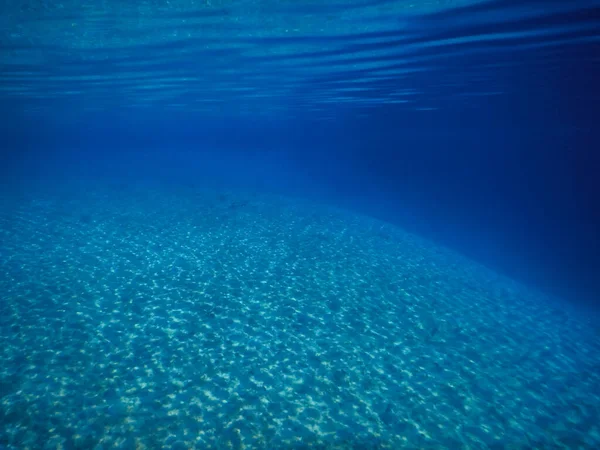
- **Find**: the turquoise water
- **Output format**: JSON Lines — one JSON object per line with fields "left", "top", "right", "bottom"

{"left": 1, "top": 183, "right": 599, "bottom": 448}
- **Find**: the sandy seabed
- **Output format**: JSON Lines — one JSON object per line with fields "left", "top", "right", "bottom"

{"left": 1, "top": 183, "right": 598, "bottom": 449}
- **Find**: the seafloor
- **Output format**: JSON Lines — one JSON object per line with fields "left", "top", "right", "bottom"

{"left": 1, "top": 182, "right": 599, "bottom": 449}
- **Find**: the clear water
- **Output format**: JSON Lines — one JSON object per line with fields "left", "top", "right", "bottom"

{"left": 1, "top": 1, "right": 600, "bottom": 449}
{"left": 2, "top": 0, "right": 598, "bottom": 119}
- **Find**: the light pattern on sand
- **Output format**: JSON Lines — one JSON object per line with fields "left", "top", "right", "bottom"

{"left": 1, "top": 184, "right": 599, "bottom": 448}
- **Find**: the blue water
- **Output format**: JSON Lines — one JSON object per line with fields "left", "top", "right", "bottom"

{"left": 1, "top": 0, "right": 599, "bottom": 448}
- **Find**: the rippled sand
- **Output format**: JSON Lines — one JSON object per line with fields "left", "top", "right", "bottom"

{"left": 1, "top": 183, "right": 598, "bottom": 449}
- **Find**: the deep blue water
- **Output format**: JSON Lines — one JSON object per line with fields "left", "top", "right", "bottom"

{"left": 1, "top": 0, "right": 600, "bottom": 448}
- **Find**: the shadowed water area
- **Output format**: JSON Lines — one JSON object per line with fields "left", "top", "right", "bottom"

{"left": 1, "top": 183, "right": 599, "bottom": 448}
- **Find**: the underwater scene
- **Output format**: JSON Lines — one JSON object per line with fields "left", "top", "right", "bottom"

{"left": 1, "top": 0, "right": 600, "bottom": 449}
